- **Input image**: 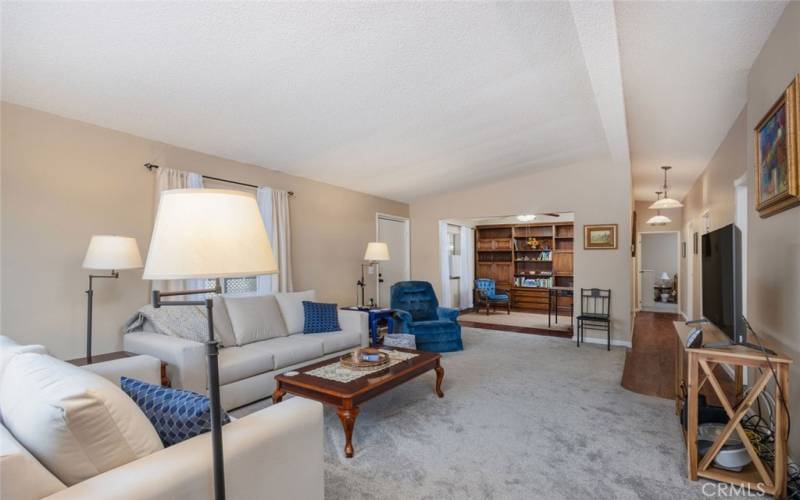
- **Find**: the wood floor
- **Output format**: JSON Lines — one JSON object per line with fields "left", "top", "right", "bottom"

{"left": 458, "top": 310, "right": 572, "bottom": 338}
{"left": 622, "top": 311, "right": 735, "bottom": 405}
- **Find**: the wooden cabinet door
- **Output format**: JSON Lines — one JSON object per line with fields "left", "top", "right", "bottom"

{"left": 476, "top": 262, "right": 493, "bottom": 280}
{"left": 476, "top": 240, "right": 494, "bottom": 251}
{"left": 553, "top": 252, "right": 573, "bottom": 275}
{"left": 493, "top": 262, "right": 513, "bottom": 289}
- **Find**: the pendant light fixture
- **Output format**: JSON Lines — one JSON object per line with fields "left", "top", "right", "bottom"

{"left": 647, "top": 191, "right": 672, "bottom": 225}
{"left": 648, "top": 166, "right": 683, "bottom": 209}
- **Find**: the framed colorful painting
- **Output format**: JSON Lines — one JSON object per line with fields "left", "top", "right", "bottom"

{"left": 754, "top": 75, "right": 799, "bottom": 218}
{"left": 584, "top": 224, "right": 618, "bottom": 250}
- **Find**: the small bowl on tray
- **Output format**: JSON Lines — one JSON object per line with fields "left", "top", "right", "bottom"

{"left": 340, "top": 348, "right": 390, "bottom": 370}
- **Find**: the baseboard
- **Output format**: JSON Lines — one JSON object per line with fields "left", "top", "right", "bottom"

{"left": 573, "top": 335, "right": 632, "bottom": 349}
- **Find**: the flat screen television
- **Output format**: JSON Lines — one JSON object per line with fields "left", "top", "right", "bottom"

{"left": 701, "top": 223, "right": 745, "bottom": 344}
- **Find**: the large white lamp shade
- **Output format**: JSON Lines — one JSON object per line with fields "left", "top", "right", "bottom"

{"left": 83, "top": 235, "right": 143, "bottom": 270}
{"left": 648, "top": 197, "right": 683, "bottom": 209}
{"left": 143, "top": 189, "right": 277, "bottom": 280}
{"left": 364, "top": 242, "right": 390, "bottom": 262}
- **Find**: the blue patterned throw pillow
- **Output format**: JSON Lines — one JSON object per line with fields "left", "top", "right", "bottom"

{"left": 120, "top": 377, "right": 230, "bottom": 447}
{"left": 302, "top": 301, "right": 341, "bottom": 333}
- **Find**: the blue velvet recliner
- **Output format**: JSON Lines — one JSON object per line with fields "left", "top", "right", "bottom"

{"left": 390, "top": 281, "right": 463, "bottom": 352}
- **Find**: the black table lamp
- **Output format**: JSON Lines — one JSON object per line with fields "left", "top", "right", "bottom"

{"left": 142, "top": 188, "right": 278, "bottom": 500}
{"left": 82, "top": 235, "right": 143, "bottom": 362}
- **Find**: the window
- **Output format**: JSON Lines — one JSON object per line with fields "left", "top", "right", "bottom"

{"left": 204, "top": 277, "right": 258, "bottom": 295}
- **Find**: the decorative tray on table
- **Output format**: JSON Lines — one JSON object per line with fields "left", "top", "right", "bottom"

{"left": 340, "top": 348, "right": 390, "bottom": 371}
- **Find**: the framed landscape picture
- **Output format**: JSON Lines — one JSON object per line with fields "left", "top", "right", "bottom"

{"left": 754, "top": 75, "right": 799, "bottom": 218}
{"left": 584, "top": 224, "right": 618, "bottom": 250}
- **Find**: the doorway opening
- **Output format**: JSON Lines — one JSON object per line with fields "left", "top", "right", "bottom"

{"left": 637, "top": 231, "right": 679, "bottom": 313}
{"left": 440, "top": 212, "right": 575, "bottom": 336}
{"left": 375, "top": 213, "right": 410, "bottom": 308}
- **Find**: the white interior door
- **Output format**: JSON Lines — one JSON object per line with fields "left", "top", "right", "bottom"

{"left": 377, "top": 214, "right": 410, "bottom": 308}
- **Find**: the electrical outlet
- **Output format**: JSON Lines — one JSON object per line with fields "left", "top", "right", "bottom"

{"left": 368, "top": 266, "right": 375, "bottom": 274}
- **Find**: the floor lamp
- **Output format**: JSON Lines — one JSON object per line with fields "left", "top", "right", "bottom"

{"left": 142, "top": 188, "right": 277, "bottom": 500}
{"left": 356, "top": 242, "right": 390, "bottom": 307}
{"left": 82, "top": 235, "right": 143, "bottom": 362}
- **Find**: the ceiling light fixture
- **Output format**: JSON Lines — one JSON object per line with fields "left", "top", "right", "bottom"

{"left": 517, "top": 214, "right": 536, "bottom": 222}
{"left": 647, "top": 191, "right": 672, "bottom": 226}
{"left": 648, "top": 166, "right": 683, "bottom": 209}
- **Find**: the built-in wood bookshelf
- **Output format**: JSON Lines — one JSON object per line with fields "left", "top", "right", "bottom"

{"left": 475, "top": 222, "right": 574, "bottom": 313}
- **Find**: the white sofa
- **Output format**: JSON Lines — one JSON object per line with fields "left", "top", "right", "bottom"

{"left": 0, "top": 336, "right": 324, "bottom": 500}
{"left": 124, "top": 291, "right": 369, "bottom": 410}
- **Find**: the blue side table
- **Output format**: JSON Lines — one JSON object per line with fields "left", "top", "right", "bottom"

{"left": 341, "top": 307, "right": 394, "bottom": 346}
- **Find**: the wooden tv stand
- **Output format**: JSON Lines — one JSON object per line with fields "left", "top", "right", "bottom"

{"left": 673, "top": 321, "right": 792, "bottom": 498}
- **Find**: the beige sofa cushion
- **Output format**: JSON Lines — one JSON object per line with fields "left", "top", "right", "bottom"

{"left": 260, "top": 336, "right": 325, "bottom": 369}
{"left": 275, "top": 290, "right": 316, "bottom": 335}
{"left": 0, "top": 353, "right": 163, "bottom": 486}
{"left": 0, "top": 424, "right": 66, "bottom": 499}
{"left": 212, "top": 296, "right": 238, "bottom": 347}
{"left": 304, "top": 331, "right": 362, "bottom": 355}
{"left": 219, "top": 343, "right": 276, "bottom": 385}
{"left": 224, "top": 295, "right": 288, "bottom": 345}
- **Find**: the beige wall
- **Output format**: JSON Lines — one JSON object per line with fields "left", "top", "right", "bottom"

{"left": 0, "top": 103, "right": 409, "bottom": 359}
{"left": 744, "top": 1, "right": 800, "bottom": 455}
{"left": 680, "top": 107, "right": 748, "bottom": 318}
{"left": 409, "top": 157, "right": 633, "bottom": 344}
{"left": 678, "top": 1, "right": 800, "bottom": 455}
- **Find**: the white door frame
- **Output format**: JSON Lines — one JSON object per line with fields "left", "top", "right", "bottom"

{"left": 637, "top": 230, "right": 681, "bottom": 312}
{"left": 684, "top": 221, "right": 694, "bottom": 320}
{"left": 375, "top": 213, "right": 411, "bottom": 307}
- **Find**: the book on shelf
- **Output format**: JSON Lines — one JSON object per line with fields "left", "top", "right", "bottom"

{"left": 514, "top": 277, "right": 553, "bottom": 288}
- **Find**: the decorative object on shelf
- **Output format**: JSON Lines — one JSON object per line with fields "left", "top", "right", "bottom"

{"left": 583, "top": 224, "right": 618, "bottom": 250}
{"left": 649, "top": 166, "right": 683, "bottom": 209}
{"left": 143, "top": 188, "right": 278, "bottom": 500}
{"left": 82, "top": 235, "right": 143, "bottom": 362}
{"left": 357, "top": 242, "right": 390, "bottom": 307}
{"left": 516, "top": 214, "right": 536, "bottom": 222}
{"left": 754, "top": 75, "right": 799, "bottom": 218}
{"left": 647, "top": 191, "right": 672, "bottom": 225}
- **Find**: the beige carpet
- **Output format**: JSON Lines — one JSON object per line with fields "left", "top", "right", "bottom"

{"left": 459, "top": 310, "right": 571, "bottom": 332}
{"left": 233, "top": 327, "right": 708, "bottom": 499}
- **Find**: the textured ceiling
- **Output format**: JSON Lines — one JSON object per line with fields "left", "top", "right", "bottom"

{"left": 616, "top": 1, "right": 787, "bottom": 202}
{"left": 1, "top": 2, "right": 611, "bottom": 202}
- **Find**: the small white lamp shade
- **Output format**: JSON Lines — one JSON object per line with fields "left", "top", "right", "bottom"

{"left": 646, "top": 214, "right": 672, "bottom": 225}
{"left": 659, "top": 272, "right": 671, "bottom": 281}
{"left": 364, "top": 242, "right": 390, "bottom": 262}
{"left": 143, "top": 189, "right": 277, "bottom": 280}
{"left": 83, "top": 235, "right": 143, "bottom": 270}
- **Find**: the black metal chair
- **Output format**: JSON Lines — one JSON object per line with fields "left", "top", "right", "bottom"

{"left": 576, "top": 288, "right": 611, "bottom": 350}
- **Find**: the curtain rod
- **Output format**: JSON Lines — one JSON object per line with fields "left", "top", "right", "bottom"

{"left": 144, "top": 163, "right": 294, "bottom": 196}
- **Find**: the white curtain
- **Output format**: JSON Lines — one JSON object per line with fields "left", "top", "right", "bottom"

{"left": 438, "top": 221, "right": 452, "bottom": 307}
{"left": 256, "top": 187, "right": 293, "bottom": 294}
{"left": 459, "top": 227, "right": 475, "bottom": 310}
{"left": 152, "top": 167, "right": 205, "bottom": 295}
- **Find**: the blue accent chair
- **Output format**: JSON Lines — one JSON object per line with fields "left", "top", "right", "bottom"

{"left": 390, "top": 281, "right": 463, "bottom": 352}
{"left": 474, "top": 278, "right": 511, "bottom": 315}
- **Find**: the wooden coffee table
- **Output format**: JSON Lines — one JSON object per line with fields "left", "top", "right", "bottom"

{"left": 272, "top": 347, "right": 444, "bottom": 458}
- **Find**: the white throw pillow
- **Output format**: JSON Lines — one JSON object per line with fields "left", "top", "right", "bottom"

{"left": 275, "top": 290, "right": 316, "bottom": 335}
{"left": 0, "top": 335, "right": 47, "bottom": 386}
{"left": 224, "top": 295, "right": 289, "bottom": 345}
{"left": 0, "top": 353, "right": 164, "bottom": 486}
